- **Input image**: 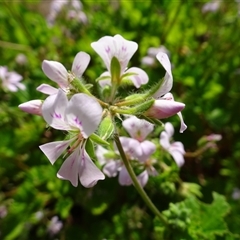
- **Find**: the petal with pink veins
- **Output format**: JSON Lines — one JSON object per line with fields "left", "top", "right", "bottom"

{"left": 66, "top": 93, "right": 102, "bottom": 138}
{"left": 39, "top": 139, "right": 73, "bottom": 164}
{"left": 57, "top": 146, "right": 80, "bottom": 187}
{"left": 42, "top": 90, "right": 71, "bottom": 130}
{"left": 42, "top": 60, "right": 68, "bottom": 88}
{"left": 91, "top": 34, "right": 138, "bottom": 73}
{"left": 71, "top": 52, "right": 90, "bottom": 79}
{"left": 79, "top": 150, "right": 105, "bottom": 188}
{"left": 122, "top": 116, "right": 154, "bottom": 141}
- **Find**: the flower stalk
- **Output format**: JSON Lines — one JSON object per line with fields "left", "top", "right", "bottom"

{"left": 113, "top": 131, "right": 168, "bottom": 225}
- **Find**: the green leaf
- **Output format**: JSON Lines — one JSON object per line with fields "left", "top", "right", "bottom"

{"left": 186, "top": 192, "right": 231, "bottom": 240}
{"left": 55, "top": 197, "right": 73, "bottom": 219}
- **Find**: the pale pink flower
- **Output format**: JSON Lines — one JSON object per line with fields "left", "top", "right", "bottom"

{"left": 0, "top": 66, "right": 25, "bottom": 92}
{"left": 91, "top": 34, "right": 148, "bottom": 88}
{"left": 96, "top": 116, "right": 158, "bottom": 187}
{"left": 47, "top": 216, "right": 63, "bottom": 236}
{"left": 39, "top": 89, "right": 105, "bottom": 187}
{"left": 202, "top": 0, "right": 220, "bottom": 13}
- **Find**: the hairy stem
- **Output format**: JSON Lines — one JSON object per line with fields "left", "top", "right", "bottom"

{"left": 114, "top": 132, "right": 168, "bottom": 225}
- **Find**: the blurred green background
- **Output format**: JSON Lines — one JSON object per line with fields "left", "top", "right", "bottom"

{"left": 0, "top": 0, "right": 240, "bottom": 239}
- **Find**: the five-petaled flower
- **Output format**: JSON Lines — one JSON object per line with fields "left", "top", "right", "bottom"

{"left": 39, "top": 89, "right": 105, "bottom": 187}
{"left": 97, "top": 116, "right": 158, "bottom": 187}
{"left": 91, "top": 34, "right": 148, "bottom": 88}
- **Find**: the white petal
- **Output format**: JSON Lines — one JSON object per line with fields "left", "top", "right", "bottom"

{"left": 122, "top": 116, "right": 154, "bottom": 141}
{"left": 118, "top": 166, "right": 132, "bottom": 186}
{"left": 97, "top": 71, "right": 111, "bottom": 87}
{"left": 71, "top": 52, "right": 90, "bottom": 79}
{"left": 91, "top": 36, "right": 116, "bottom": 72}
{"left": 177, "top": 112, "right": 187, "bottom": 133}
{"left": 66, "top": 93, "right": 102, "bottom": 137}
{"left": 36, "top": 83, "right": 59, "bottom": 95}
{"left": 164, "top": 122, "right": 174, "bottom": 138}
{"left": 147, "top": 166, "right": 158, "bottom": 177}
{"left": 103, "top": 160, "right": 122, "bottom": 177}
{"left": 15, "top": 82, "right": 26, "bottom": 91}
{"left": 171, "top": 141, "right": 185, "bottom": 154}
{"left": 42, "top": 90, "right": 70, "bottom": 130}
{"left": 153, "top": 52, "right": 173, "bottom": 98}
{"left": 137, "top": 170, "right": 149, "bottom": 188}
{"left": 57, "top": 146, "right": 80, "bottom": 187}
{"left": 138, "top": 141, "right": 156, "bottom": 162}
{"left": 120, "top": 137, "right": 142, "bottom": 159}
{"left": 124, "top": 67, "right": 149, "bottom": 88}
{"left": 42, "top": 60, "right": 68, "bottom": 88}
{"left": 170, "top": 150, "right": 185, "bottom": 167}
{"left": 160, "top": 131, "right": 171, "bottom": 150}
{"left": 95, "top": 145, "right": 109, "bottom": 166}
{"left": 39, "top": 139, "right": 73, "bottom": 164}
{"left": 79, "top": 150, "right": 105, "bottom": 188}
{"left": 8, "top": 72, "right": 23, "bottom": 83}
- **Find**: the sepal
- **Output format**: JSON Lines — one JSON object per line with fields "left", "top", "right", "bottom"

{"left": 98, "top": 114, "right": 114, "bottom": 140}
{"left": 90, "top": 133, "right": 110, "bottom": 146}
{"left": 110, "top": 56, "right": 121, "bottom": 85}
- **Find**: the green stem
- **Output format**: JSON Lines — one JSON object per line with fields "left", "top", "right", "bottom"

{"left": 114, "top": 132, "right": 168, "bottom": 225}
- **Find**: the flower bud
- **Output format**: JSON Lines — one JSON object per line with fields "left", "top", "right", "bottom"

{"left": 19, "top": 100, "right": 43, "bottom": 116}
{"left": 145, "top": 99, "right": 185, "bottom": 119}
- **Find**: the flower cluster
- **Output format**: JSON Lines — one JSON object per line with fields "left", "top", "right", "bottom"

{"left": 19, "top": 34, "right": 187, "bottom": 188}
{"left": 47, "top": 0, "right": 87, "bottom": 26}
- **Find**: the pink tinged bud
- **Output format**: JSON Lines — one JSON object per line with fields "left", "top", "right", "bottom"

{"left": 18, "top": 100, "right": 43, "bottom": 116}
{"left": 145, "top": 99, "right": 185, "bottom": 119}
{"left": 42, "top": 60, "right": 68, "bottom": 88}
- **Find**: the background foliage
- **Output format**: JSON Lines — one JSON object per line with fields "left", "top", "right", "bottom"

{"left": 0, "top": 0, "right": 240, "bottom": 239}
